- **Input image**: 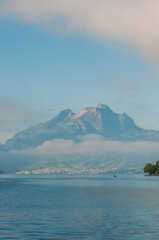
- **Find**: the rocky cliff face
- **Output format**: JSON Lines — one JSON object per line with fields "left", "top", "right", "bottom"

{"left": 5, "top": 103, "right": 159, "bottom": 151}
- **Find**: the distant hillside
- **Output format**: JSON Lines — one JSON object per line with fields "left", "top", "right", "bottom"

{"left": 4, "top": 103, "right": 159, "bottom": 151}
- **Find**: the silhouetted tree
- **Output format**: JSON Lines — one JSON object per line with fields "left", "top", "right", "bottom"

{"left": 156, "top": 161, "right": 159, "bottom": 172}
{"left": 143, "top": 163, "right": 153, "bottom": 173}
{"left": 149, "top": 165, "right": 157, "bottom": 174}
{"left": 143, "top": 162, "right": 157, "bottom": 174}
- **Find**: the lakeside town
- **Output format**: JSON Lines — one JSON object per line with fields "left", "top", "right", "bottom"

{"left": 16, "top": 165, "right": 142, "bottom": 175}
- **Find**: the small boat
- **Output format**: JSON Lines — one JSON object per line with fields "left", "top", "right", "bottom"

{"left": 113, "top": 175, "right": 117, "bottom": 178}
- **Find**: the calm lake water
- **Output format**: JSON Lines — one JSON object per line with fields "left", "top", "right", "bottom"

{"left": 0, "top": 174, "right": 159, "bottom": 239}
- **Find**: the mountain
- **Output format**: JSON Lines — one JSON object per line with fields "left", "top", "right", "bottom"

{"left": 4, "top": 103, "right": 159, "bottom": 151}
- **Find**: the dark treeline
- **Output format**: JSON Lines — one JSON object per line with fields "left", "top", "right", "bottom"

{"left": 143, "top": 161, "right": 159, "bottom": 175}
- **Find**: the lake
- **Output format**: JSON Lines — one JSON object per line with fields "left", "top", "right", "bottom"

{"left": 0, "top": 174, "right": 159, "bottom": 239}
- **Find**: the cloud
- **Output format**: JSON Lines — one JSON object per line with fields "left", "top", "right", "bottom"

{"left": 15, "top": 134, "right": 159, "bottom": 155}
{"left": 115, "top": 80, "right": 139, "bottom": 91}
{"left": 0, "top": 0, "right": 159, "bottom": 60}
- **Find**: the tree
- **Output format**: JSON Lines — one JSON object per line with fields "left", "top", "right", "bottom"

{"left": 143, "top": 163, "right": 153, "bottom": 173}
{"left": 156, "top": 161, "right": 159, "bottom": 170}
{"left": 149, "top": 165, "right": 157, "bottom": 174}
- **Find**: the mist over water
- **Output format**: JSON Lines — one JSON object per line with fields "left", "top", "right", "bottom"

{"left": 0, "top": 174, "right": 159, "bottom": 239}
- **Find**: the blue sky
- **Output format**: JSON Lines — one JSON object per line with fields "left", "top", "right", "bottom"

{"left": 1, "top": 0, "right": 159, "bottom": 143}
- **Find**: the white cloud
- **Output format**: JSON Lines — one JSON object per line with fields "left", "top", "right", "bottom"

{"left": 0, "top": 0, "right": 159, "bottom": 60}
{"left": 16, "top": 134, "right": 159, "bottom": 155}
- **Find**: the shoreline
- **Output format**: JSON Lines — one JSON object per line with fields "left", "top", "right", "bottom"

{"left": 145, "top": 173, "right": 159, "bottom": 176}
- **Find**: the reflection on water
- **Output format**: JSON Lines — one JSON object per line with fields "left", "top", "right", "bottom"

{"left": 0, "top": 174, "right": 159, "bottom": 239}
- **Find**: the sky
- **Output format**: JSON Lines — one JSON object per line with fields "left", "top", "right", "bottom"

{"left": 1, "top": 0, "right": 159, "bottom": 143}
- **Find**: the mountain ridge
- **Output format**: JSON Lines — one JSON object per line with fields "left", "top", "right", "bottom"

{"left": 4, "top": 103, "right": 159, "bottom": 151}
